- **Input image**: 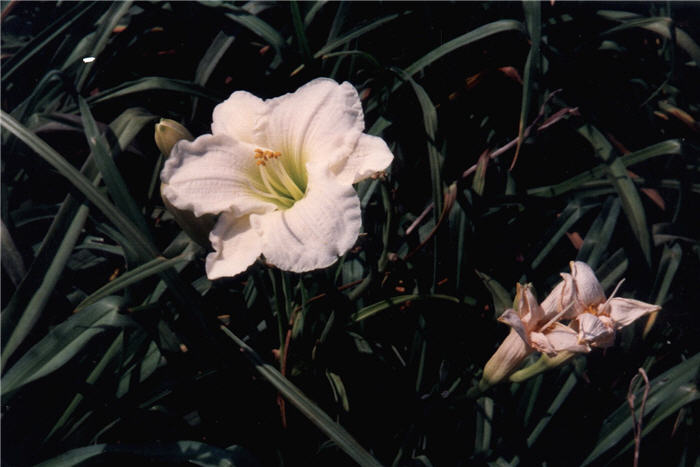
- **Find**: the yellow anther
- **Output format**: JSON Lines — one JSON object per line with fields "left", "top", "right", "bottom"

{"left": 256, "top": 160, "right": 266, "bottom": 166}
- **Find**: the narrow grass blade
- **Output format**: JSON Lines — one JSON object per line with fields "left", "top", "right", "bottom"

{"left": 531, "top": 199, "right": 595, "bottom": 270}
{"left": 577, "top": 196, "right": 621, "bottom": 269}
{"left": 598, "top": 11, "right": 700, "bottom": 66}
{"left": 75, "top": 251, "right": 195, "bottom": 312}
{"left": 45, "top": 331, "right": 126, "bottom": 441}
{"left": 393, "top": 68, "right": 442, "bottom": 217}
{"left": 75, "top": 1, "right": 133, "bottom": 91}
{"left": 581, "top": 352, "right": 700, "bottom": 466}
{"left": 36, "top": 441, "right": 256, "bottom": 467}
{"left": 474, "top": 270, "right": 512, "bottom": 318}
{"left": 404, "top": 20, "right": 527, "bottom": 77}
{"left": 221, "top": 6, "right": 285, "bottom": 56}
{"left": 321, "top": 50, "right": 381, "bottom": 70}
{"left": 1, "top": 205, "right": 89, "bottom": 368}
{"left": 351, "top": 294, "right": 459, "bottom": 322}
{"left": 291, "top": 2, "right": 312, "bottom": 64}
{"left": 0, "top": 220, "right": 26, "bottom": 286}
{"left": 527, "top": 369, "right": 579, "bottom": 447}
{"left": 304, "top": 1, "right": 327, "bottom": 27}
{"left": 1, "top": 111, "right": 156, "bottom": 260}
{"left": 596, "top": 248, "right": 629, "bottom": 292}
{"left": 2, "top": 297, "right": 129, "bottom": 397}
{"left": 315, "top": 13, "right": 401, "bottom": 58}
{"left": 108, "top": 107, "right": 158, "bottom": 151}
{"left": 84, "top": 77, "right": 220, "bottom": 107}
{"left": 527, "top": 139, "right": 681, "bottom": 198}
{"left": 643, "top": 242, "right": 682, "bottom": 336}
{"left": 578, "top": 125, "right": 652, "bottom": 264}
{"left": 510, "top": 1, "right": 541, "bottom": 170}
{"left": 220, "top": 326, "right": 383, "bottom": 467}
{"left": 79, "top": 97, "right": 152, "bottom": 240}
{"left": 194, "top": 31, "right": 236, "bottom": 87}
{"left": 474, "top": 396, "right": 494, "bottom": 454}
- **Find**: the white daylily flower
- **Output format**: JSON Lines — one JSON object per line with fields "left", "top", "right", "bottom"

{"left": 161, "top": 78, "right": 394, "bottom": 278}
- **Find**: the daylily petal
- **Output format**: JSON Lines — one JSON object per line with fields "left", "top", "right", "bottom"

{"left": 532, "top": 323, "right": 589, "bottom": 356}
{"left": 519, "top": 285, "right": 544, "bottom": 329}
{"left": 206, "top": 213, "right": 263, "bottom": 279}
{"left": 161, "top": 134, "right": 276, "bottom": 218}
{"left": 263, "top": 78, "right": 364, "bottom": 171}
{"left": 251, "top": 165, "right": 361, "bottom": 272}
{"left": 211, "top": 90, "right": 267, "bottom": 144}
{"left": 541, "top": 272, "right": 578, "bottom": 322}
{"left": 332, "top": 133, "right": 394, "bottom": 184}
{"left": 607, "top": 297, "right": 660, "bottom": 328}
{"left": 480, "top": 329, "right": 533, "bottom": 389}
{"left": 570, "top": 261, "right": 606, "bottom": 311}
{"left": 498, "top": 309, "right": 529, "bottom": 345}
{"left": 577, "top": 313, "right": 615, "bottom": 348}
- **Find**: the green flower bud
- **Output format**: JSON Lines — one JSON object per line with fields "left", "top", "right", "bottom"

{"left": 155, "top": 118, "right": 193, "bottom": 156}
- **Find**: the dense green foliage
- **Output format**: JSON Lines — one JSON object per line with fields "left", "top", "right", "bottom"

{"left": 2, "top": 2, "right": 699, "bottom": 466}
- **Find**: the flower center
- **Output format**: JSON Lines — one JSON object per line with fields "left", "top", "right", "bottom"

{"left": 250, "top": 148, "right": 307, "bottom": 210}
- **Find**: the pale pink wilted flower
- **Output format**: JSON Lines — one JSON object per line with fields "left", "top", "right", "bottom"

{"left": 479, "top": 261, "right": 660, "bottom": 389}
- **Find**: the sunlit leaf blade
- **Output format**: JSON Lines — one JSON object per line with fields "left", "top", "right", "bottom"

{"left": 35, "top": 441, "right": 258, "bottom": 467}
{"left": 531, "top": 199, "right": 595, "bottom": 270}
{"left": 0, "top": 220, "right": 26, "bottom": 285}
{"left": 577, "top": 196, "right": 621, "bottom": 269}
{"left": 291, "top": 2, "right": 312, "bottom": 64}
{"left": 44, "top": 330, "right": 126, "bottom": 441}
{"left": 75, "top": 250, "right": 195, "bottom": 312}
{"left": 598, "top": 11, "right": 700, "bottom": 67}
{"left": 315, "top": 13, "right": 401, "bottom": 58}
{"left": 527, "top": 139, "right": 681, "bottom": 198}
{"left": 0, "top": 110, "right": 157, "bottom": 259}
{"left": 194, "top": 31, "right": 236, "bottom": 87}
{"left": 79, "top": 97, "right": 153, "bottom": 242}
{"left": 527, "top": 369, "right": 580, "bottom": 447}
{"left": 392, "top": 68, "right": 443, "bottom": 217}
{"left": 351, "top": 294, "right": 460, "bottom": 322}
{"left": 578, "top": 125, "right": 652, "bottom": 264}
{"left": 0, "top": 205, "right": 89, "bottom": 368}
{"left": 74, "top": 1, "right": 133, "bottom": 91}
{"left": 84, "top": 77, "right": 220, "bottom": 107}
{"left": 219, "top": 4, "right": 285, "bottom": 56}
{"left": 108, "top": 107, "right": 158, "bottom": 151}
{"left": 220, "top": 326, "right": 383, "bottom": 467}
{"left": 474, "top": 270, "right": 512, "bottom": 317}
{"left": 511, "top": 1, "right": 541, "bottom": 170}
{"left": 404, "top": 19, "right": 527, "bottom": 77}
{"left": 2, "top": 297, "right": 130, "bottom": 397}
{"left": 581, "top": 352, "right": 700, "bottom": 466}
{"left": 644, "top": 242, "right": 682, "bottom": 336}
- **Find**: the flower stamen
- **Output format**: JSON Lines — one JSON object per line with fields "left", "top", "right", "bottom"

{"left": 253, "top": 148, "right": 307, "bottom": 208}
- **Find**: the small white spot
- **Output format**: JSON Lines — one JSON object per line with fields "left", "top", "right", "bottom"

{"left": 82, "top": 57, "right": 96, "bottom": 63}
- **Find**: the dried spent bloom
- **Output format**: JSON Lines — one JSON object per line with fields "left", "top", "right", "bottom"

{"left": 535, "top": 266, "right": 661, "bottom": 355}
{"left": 479, "top": 280, "right": 588, "bottom": 391}
{"left": 479, "top": 261, "right": 661, "bottom": 390}
{"left": 160, "top": 78, "right": 394, "bottom": 279}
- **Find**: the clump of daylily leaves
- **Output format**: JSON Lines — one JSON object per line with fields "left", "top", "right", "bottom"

{"left": 478, "top": 261, "right": 660, "bottom": 391}
{"left": 156, "top": 78, "right": 393, "bottom": 279}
